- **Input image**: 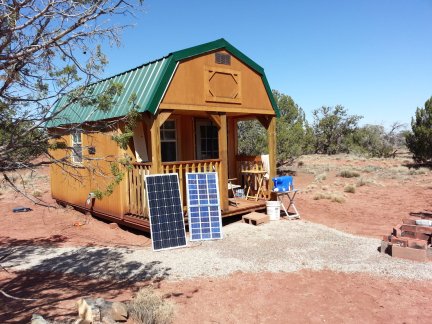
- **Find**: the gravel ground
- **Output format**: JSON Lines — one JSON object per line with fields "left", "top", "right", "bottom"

{"left": 2, "top": 220, "right": 432, "bottom": 282}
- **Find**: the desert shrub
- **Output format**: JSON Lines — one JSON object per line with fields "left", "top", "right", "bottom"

{"left": 406, "top": 96, "right": 432, "bottom": 163}
{"left": 313, "top": 192, "right": 327, "bottom": 200}
{"left": 346, "top": 123, "right": 406, "bottom": 158}
{"left": 344, "top": 184, "right": 356, "bottom": 193}
{"left": 408, "top": 167, "right": 429, "bottom": 175}
{"left": 314, "top": 173, "right": 327, "bottom": 182}
{"left": 237, "top": 120, "right": 267, "bottom": 156}
{"left": 389, "top": 166, "right": 410, "bottom": 175}
{"left": 331, "top": 194, "right": 345, "bottom": 203}
{"left": 128, "top": 287, "right": 173, "bottom": 324}
{"left": 313, "top": 191, "right": 345, "bottom": 203}
{"left": 312, "top": 105, "right": 362, "bottom": 154}
{"left": 356, "top": 178, "right": 367, "bottom": 187}
{"left": 338, "top": 170, "right": 360, "bottom": 178}
{"left": 361, "top": 165, "right": 381, "bottom": 173}
{"left": 237, "top": 90, "right": 315, "bottom": 162}
{"left": 33, "top": 190, "right": 42, "bottom": 197}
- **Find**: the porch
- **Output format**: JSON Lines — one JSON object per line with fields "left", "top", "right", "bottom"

{"left": 125, "top": 155, "right": 270, "bottom": 224}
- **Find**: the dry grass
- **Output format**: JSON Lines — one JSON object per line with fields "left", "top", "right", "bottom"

{"left": 338, "top": 170, "right": 360, "bottom": 178}
{"left": 361, "top": 165, "right": 382, "bottom": 173}
{"left": 32, "top": 190, "right": 42, "bottom": 198}
{"left": 314, "top": 173, "right": 327, "bottom": 182}
{"left": 128, "top": 287, "right": 173, "bottom": 324}
{"left": 344, "top": 184, "right": 356, "bottom": 193}
{"left": 313, "top": 191, "right": 345, "bottom": 203}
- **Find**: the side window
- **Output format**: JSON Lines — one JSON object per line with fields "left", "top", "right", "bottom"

{"left": 71, "top": 130, "right": 83, "bottom": 163}
{"left": 160, "top": 120, "right": 177, "bottom": 162}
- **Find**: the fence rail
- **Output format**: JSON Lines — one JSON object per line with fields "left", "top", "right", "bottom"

{"left": 127, "top": 162, "right": 151, "bottom": 217}
{"left": 162, "top": 159, "right": 221, "bottom": 204}
{"left": 127, "top": 160, "right": 222, "bottom": 217}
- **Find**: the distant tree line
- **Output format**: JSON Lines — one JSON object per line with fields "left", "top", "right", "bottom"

{"left": 237, "top": 90, "right": 428, "bottom": 164}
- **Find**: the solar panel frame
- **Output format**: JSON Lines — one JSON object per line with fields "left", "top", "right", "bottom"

{"left": 145, "top": 173, "right": 187, "bottom": 251}
{"left": 186, "top": 172, "right": 223, "bottom": 241}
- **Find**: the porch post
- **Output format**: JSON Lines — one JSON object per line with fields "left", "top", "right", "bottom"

{"left": 218, "top": 113, "right": 229, "bottom": 212}
{"left": 227, "top": 117, "right": 237, "bottom": 179}
{"left": 150, "top": 115, "right": 162, "bottom": 173}
{"left": 267, "top": 116, "right": 277, "bottom": 191}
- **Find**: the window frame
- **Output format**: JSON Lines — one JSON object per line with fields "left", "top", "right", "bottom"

{"left": 71, "top": 130, "right": 83, "bottom": 164}
{"left": 195, "top": 119, "right": 219, "bottom": 160}
{"left": 160, "top": 119, "right": 178, "bottom": 162}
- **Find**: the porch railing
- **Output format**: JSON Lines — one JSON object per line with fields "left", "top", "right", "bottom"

{"left": 127, "top": 159, "right": 221, "bottom": 217}
{"left": 127, "top": 162, "right": 151, "bottom": 217}
{"left": 162, "top": 159, "right": 222, "bottom": 205}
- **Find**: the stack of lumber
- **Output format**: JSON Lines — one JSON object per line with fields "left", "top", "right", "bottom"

{"left": 381, "top": 211, "right": 432, "bottom": 262}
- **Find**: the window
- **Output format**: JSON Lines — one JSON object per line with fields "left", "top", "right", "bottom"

{"left": 215, "top": 52, "right": 231, "bottom": 65}
{"left": 160, "top": 120, "right": 177, "bottom": 162}
{"left": 196, "top": 120, "right": 218, "bottom": 160}
{"left": 71, "top": 130, "right": 83, "bottom": 163}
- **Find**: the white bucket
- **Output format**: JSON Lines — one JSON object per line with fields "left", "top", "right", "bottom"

{"left": 266, "top": 200, "right": 281, "bottom": 221}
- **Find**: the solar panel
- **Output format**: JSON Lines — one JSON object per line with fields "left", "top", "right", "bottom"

{"left": 145, "top": 174, "right": 187, "bottom": 251}
{"left": 186, "top": 172, "right": 223, "bottom": 241}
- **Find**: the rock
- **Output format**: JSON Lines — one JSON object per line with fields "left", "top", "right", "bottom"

{"left": 171, "top": 292, "right": 183, "bottom": 297}
{"left": 77, "top": 298, "right": 101, "bottom": 323}
{"left": 77, "top": 297, "right": 128, "bottom": 323}
{"left": 110, "top": 301, "right": 128, "bottom": 321}
{"left": 31, "top": 314, "right": 49, "bottom": 324}
{"left": 109, "top": 223, "right": 119, "bottom": 229}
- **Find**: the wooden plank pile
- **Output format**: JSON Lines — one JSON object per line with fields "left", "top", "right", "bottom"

{"left": 381, "top": 211, "right": 432, "bottom": 262}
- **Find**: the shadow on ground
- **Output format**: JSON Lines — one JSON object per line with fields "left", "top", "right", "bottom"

{"left": 0, "top": 237, "right": 170, "bottom": 323}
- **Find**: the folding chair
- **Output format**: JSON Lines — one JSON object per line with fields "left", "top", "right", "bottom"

{"left": 228, "top": 178, "right": 241, "bottom": 207}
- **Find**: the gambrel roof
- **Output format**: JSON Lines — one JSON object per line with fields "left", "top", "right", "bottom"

{"left": 47, "top": 39, "right": 279, "bottom": 127}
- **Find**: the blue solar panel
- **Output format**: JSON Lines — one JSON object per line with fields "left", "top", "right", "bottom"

{"left": 145, "top": 174, "right": 187, "bottom": 251}
{"left": 186, "top": 172, "right": 223, "bottom": 241}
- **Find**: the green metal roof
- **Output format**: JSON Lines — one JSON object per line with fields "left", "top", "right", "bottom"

{"left": 47, "top": 39, "right": 280, "bottom": 127}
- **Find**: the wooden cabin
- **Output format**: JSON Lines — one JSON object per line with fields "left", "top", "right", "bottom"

{"left": 47, "top": 39, "right": 280, "bottom": 231}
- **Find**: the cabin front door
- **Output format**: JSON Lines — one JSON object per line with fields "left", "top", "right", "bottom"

{"left": 195, "top": 120, "right": 218, "bottom": 160}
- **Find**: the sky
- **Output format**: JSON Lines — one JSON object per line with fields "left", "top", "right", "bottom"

{"left": 101, "top": 0, "right": 432, "bottom": 128}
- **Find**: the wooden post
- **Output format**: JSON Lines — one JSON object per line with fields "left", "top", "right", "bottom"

{"left": 150, "top": 115, "right": 162, "bottom": 174}
{"left": 267, "top": 116, "right": 277, "bottom": 191}
{"left": 227, "top": 117, "right": 237, "bottom": 179}
{"left": 218, "top": 113, "right": 229, "bottom": 212}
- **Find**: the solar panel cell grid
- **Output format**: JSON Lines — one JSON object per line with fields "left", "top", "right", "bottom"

{"left": 145, "top": 174, "right": 187, "bottom": 251}
{"left": 186, "top": 172, "right": 223, "bottom": 241}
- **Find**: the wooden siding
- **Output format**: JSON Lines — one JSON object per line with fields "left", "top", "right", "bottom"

{"left": 160, "top": 50, "right": 275, "bottom": 115}
{"left": 49, "top": 123, "right": 134, "bottom": 219}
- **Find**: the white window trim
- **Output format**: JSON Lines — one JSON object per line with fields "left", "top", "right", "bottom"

{"left": 71, "top": 130, "right": 83, "bottom": 164}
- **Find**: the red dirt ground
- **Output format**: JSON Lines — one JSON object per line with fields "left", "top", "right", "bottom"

{"left": 161, "top": 270, "right": 432, "bottom": 324}
{"left": 1, "top": 157, "right": 431, "bottom": 323}
{"left": 293, "top": 157, "right": 432, "bottom": 239}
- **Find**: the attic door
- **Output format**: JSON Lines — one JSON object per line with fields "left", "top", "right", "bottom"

{"left": 195, "top": 120, "right": 218, "bottom": 160}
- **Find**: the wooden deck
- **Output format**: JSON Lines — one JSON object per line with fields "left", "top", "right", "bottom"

{"left": 122, "top": 197, "right": 267, "bottom": 232}
{"left": 223, "top": 198, "right": 267, "bottom": 217}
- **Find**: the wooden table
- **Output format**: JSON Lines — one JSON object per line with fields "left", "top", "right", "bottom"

{"left": 241, "top": 169, "right": 267, "bottom": 201}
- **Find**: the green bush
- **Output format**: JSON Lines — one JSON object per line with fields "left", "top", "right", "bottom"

{"left": 406, "top": 96, "right": 432, "bottom": 163}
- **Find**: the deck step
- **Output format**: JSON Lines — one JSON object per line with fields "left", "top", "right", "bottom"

{"left": 242, "top": 212, "right": 269, "bottom": 226}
